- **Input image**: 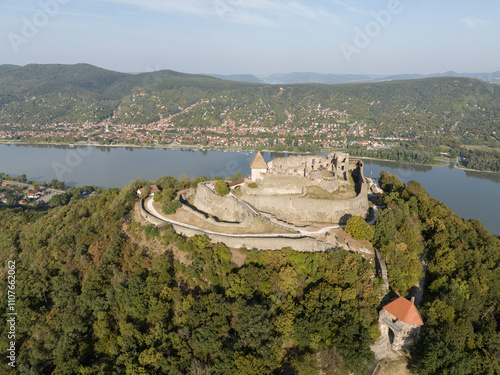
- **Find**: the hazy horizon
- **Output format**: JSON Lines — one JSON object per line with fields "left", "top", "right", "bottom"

{"left": 2, "top": 62, "right": 499, "bottom": 79}
{"left": 1, "top": 0, "right": 499, "bottom": 76}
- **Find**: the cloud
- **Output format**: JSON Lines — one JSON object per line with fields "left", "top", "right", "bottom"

{"left": 97, "top": 0, "right": 342, "bottom": 27}
{"left": 0, "top": 4, "right": 108, "bottom": 19}
{"left": 100, "top": 0, "right": 212, "bottom": 17}
{"left": 329, "top": 0, "right": 369, "bottom": 16}
{"left": 463, "top": 17, "right": 489, "bottom": 28}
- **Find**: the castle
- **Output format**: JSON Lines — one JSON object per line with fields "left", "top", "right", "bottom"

{"left": 193, "top": 152, "right": 369, "bottom": 225}
{"left": 250, "top": 151, "right": 351, "bottom": 182}
{"left": 141, "top": 151, "right": 372, "bottom": 250}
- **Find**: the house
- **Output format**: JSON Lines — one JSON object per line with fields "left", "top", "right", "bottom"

{"left": 137, "top": 185, "right": 161, "bottom": 197}
{"left": 18, "top": 199, "right": 27, "bottom": 205}
{"left": 27, "top": 190, "right": 41, "bottom": 199}
{"left": 383, "top": 296, "right": 424, "bottom": 326}
{"left": 378, "top": 296, "right": 424, "bottom": 351}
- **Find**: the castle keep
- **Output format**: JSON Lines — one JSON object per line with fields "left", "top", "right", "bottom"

{"left": 251, "top": 152, "right": 351, "bottom": 181}
{"left": 193, "top": 152, "right": 369, "bottom": 225}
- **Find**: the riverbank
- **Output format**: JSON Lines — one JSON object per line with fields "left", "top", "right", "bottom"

{"left": 454, "top": 163, "right": 500, "bottom": 174}
{"left": 2, "top": 140, "right": 499, "bottom": 174}
{"left": 352, "top": 155, "right": 450, "bottom": 168}
{"left": 0, "top": 143, "right": 498, "bottom": 234}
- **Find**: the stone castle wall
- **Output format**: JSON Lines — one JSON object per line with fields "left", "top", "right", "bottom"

{"left": 242, "top": 161, "right": 368, "bottom": 224}
{"left": 193, "top": 183, "right": 249, "bottom": 222}
{"left": 139, "top": 200, "right": 332, "bottom": 252}
{"left": 242, "top": 174, "right": 340, "bottom": 196}
{"left": 168, "top": 224, "right": 332, "bottom": 252}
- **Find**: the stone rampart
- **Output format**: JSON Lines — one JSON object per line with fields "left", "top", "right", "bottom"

{"left": 140, "top": 200, "right": 167, "bottom": 226}
{"left": 170, "top": 223, "right": 332, "bottom": 252}
{"left": 241, "top": 174, "right": 339, "bottom": 196}
{"left": 193, "top": 182, "right": 249, "bottom": 222}
{"left": 241, "top": 161, "right": 368, "bottom": 224}
{"left": 139, "top": 199, "right": 333, "bottom": 252}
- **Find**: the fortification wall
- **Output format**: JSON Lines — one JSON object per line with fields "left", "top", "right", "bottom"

{"left": 242, "top": 161, "right": 368, "bottom": 224}
{"left": 140, "top": 200, "right": 167, "bottom": 226}
{"left": 139, "top": 199, "right": 332, "bottom": 252}
{"left": 193, "top": 183, "right": 249, "bottom": 222}
{"left": 242, "top": 194, "right": 367, "bottom": 224}
{"left": 170, "top": 224, "right": 331, "bottom": 252}
{"left": 242, "top": 175, "right": 339, "bottom": 196}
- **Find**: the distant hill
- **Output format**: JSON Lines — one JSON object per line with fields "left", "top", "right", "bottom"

{"left": 0, "top": 63, "right": 499, "bottom": 145}
{"left": 262, "top": 72, "right": 382, "bottom": 84}
{"left": 383, "top": 71, "right": 500, "bottom": 83}
{"left": 208, "top": 74, "right": 263, "bottom": 83}
{"left": 207, "top": 70, "right": 500, "bottom": 85}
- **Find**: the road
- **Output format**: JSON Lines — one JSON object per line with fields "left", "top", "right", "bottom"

{"left": 1, "top": 180, "right": 65, "bottom": 194}
{"left": 1, "top": 180, "right": 65, "bottom": 203}
{"left": 145, "top": 198, "right": 307, "bottom": 238}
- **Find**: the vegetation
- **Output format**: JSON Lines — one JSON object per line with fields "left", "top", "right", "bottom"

{"left": 457, "top": 147, "right": 500, "bottom": 172}
{"left": 214, "top": 180, "right": 229, "bottom": 196}
{"left": 345, "top": 215, "right": 374, "bottom": 241}
{"left": 376, "top": 171, "right": 500, "bottom": 374}
{"left": 248, "top": 182, "right": 259, "bottom": 189}
{"left": 1, "top": 64, "right": 500, "bottom": 171}
{"left": 162, "top": 198, "right": 182, "bottom": 215}
{"left": 48, "top": 186, "right": 98, "bottom": 207}
{"left": 1, "top": 168, "right": 499, "bottom": 373}
{"left": 0, "top": 177, "right": 381, "bottom": 374}
{"left": 0, "top": 173, "right": 66, "bottom": 190}
{"left": 348, "top": 145, "right": 436, "bottom": 165}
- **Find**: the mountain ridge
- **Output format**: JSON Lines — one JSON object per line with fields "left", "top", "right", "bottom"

{"left": 0, "top": 63, "right": 499, "bottom": 148}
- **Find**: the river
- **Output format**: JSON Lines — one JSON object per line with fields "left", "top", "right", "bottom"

{"left": 0, "top": 144, "right": 498, "bottom": 235}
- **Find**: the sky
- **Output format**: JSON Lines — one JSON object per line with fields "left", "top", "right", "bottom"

{"left": 1, "top": 0, "right": 499, "bottom": 76}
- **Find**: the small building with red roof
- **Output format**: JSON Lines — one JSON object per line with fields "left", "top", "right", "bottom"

{"left": 377, "top": 296, "right": 424, "bottom": 353}
{"left": 383, "top": 296, "right": 424, "bottom": 326}
{"left": 137, "top": 185, "right": 161, "bottom": 198}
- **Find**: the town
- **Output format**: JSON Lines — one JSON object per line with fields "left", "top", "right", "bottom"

{"left": 0, "top": 94, "right": 414, "bottom": 150}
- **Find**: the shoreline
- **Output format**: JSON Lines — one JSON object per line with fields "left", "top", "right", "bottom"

{"left": 1, "top": 140, "right": 499, "bottom": 174}
{"left": 352, "top": 155, "right": 450, "bottom": 168}
{"left": 453, "top": 164, "right": 500, "bottom": 174}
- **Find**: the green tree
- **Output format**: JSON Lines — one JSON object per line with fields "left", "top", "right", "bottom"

{"left": 162, "top": 199, "right": 182, "bottom": 215}
{"left": 214, "top": 180, "right": 229, "bottom": 196}
{"left": 345, "top": 216, "right": 374, "bottom": 241}
{"left": 141, "top": 185, "right": 151, "bottom": 198}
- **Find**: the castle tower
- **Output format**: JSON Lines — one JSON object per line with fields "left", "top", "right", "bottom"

{"left": 250, "top": 152, "right": 268, "bottom": 181}
{"left": 379, "top": 296, "right": 424, "bottom": 352}
{"left": 329, "top": 152, "right": 350, "bottom": 180}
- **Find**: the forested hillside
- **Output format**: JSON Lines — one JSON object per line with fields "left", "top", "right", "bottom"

{"left": 375, "top": 173, "right": 500, "bottom": 374}
{"left": 0, "top": 179, "right": 380, "bottom": 374}
{"left": 1, "top": 64, "right": 499, "bottom": 146}
{"left": 0, "top": 172, "right": 499, "bottom": 373}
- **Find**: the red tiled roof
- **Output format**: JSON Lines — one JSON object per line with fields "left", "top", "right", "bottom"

{"left": 250, "top": 152, "right": 268, "bottom": 169}
{"left": 149, "top": 185, "right": 161, "bottom": 193}
{"left": 383, "top": 297, "right": 424, "bottom": 326}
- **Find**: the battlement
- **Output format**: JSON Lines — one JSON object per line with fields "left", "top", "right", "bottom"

{"left": 244, "top": 153, "right": 369, "bottom": 224}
